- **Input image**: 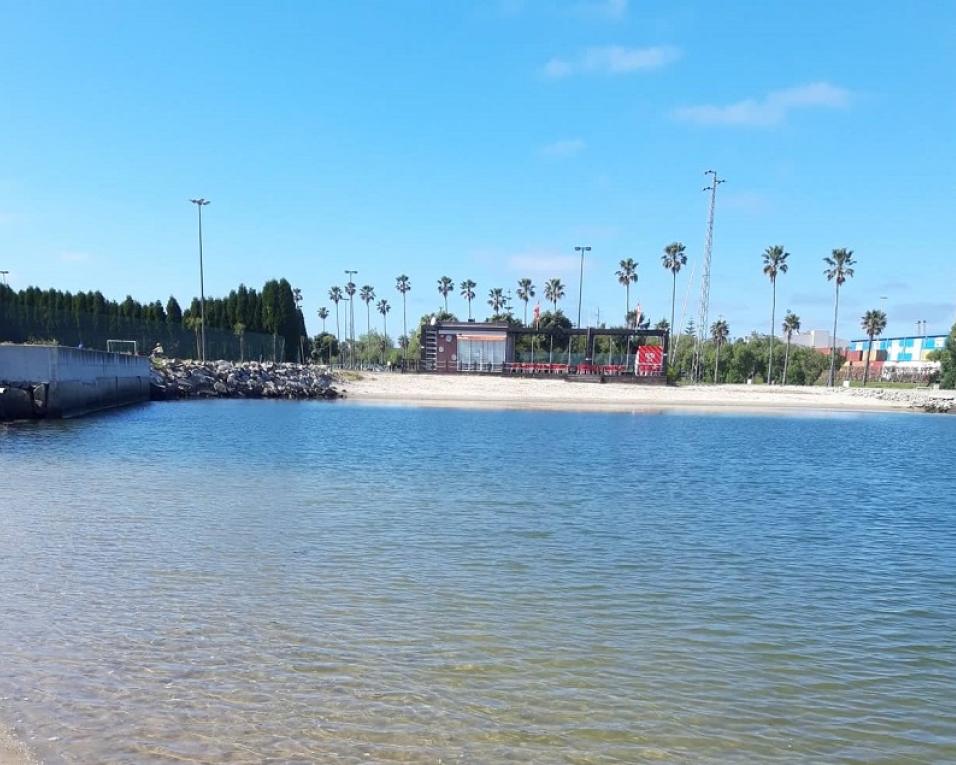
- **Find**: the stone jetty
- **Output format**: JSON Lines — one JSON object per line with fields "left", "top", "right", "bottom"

{"left": 150, "top": 359, "right": 345, "bottom": 401}
{"left": 845, "top": 385, "right": 954, "bottom": 413}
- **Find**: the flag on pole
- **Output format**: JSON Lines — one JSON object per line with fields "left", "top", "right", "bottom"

{"left": 532, "top": 303, "right": 541, "bottom": 327}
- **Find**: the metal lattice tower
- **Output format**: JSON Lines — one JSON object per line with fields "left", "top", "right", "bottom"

{"left": 691, "top": 170, "right": 725, "bottom": 382}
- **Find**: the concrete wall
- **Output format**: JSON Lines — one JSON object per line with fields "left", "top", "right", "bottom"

{"left": 0, "top": 345, "right": 151, "bottom": 418}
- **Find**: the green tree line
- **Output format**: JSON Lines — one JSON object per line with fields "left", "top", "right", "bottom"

{"left": 0, "top": 278, "right": 308, "bottom": 362}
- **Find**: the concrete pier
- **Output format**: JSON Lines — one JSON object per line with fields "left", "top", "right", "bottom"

{"left": 0, "top": 345, "right": 151, "bottom": 419}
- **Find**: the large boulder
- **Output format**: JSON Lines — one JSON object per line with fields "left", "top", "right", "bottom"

{"left": 0, "top": 386, "right": 35, "bottom": 421}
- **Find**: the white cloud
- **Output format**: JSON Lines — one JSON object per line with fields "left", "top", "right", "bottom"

{"left": 789, "top": 292, "right": 835, "bottom": 308}
{"left": 887, "top": 301, "right": 955, "bottom": 325}
{"left": 539, "top": 138, "right": 586, "bottom": 158}
{"left": 543, "top": 45, "right": 681, "bottom": 79}
{"left": 673, "top": 82, "right": 851, "bottom": 126}
{"left": 720, "top": 191, "right": 771, "bottom": 215}
{"left": 58, "top": 251, "right": 91, "bottom": 263}
{"left": 495, "top": 0, "right": 526, "bottom": 16}
{"left": 507, "top": 252, "right": 580, "bottom": 274}
{"left": 574, "top": 0, "right": 628, "bottom": 20}
{"left": 601, "top": 0, "right": 628, "bottom": 18}
{"left": 543, "top": 58, "right": 573, "bottom": 78}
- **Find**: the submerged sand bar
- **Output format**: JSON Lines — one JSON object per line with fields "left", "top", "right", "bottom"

{"left": 345, "top": 374, "right": 956, "bottom": 414}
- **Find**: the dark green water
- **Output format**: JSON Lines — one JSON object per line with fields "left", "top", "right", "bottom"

{"left": 1, "top": 401, "right": 955, "bottom": 763}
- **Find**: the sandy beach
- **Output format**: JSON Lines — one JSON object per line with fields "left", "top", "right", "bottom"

{"left": 344, "top": 373, "right": 955, "bottom": 414}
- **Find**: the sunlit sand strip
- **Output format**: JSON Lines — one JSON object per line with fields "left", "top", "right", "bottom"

{"left": 343, "top": 374, "right": 953, "bottom": 414}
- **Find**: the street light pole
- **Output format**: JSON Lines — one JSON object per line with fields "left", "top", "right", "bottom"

{"left": 571, "top": 245, "right": 591, "bottom": 371}
{"left": 190, "top": 198, "right": 210, "bottom": 361}
{"left": 574, "top": 245, "right": 591, "bottom": 328}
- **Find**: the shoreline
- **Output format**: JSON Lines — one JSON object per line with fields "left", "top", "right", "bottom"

{"left": 343, "top": 374, "right": 955, "bottom": 415}
{"left": 0, "top": 725, "right": 34, "bottom": 765}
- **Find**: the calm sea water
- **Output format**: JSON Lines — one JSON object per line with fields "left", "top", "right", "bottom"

{"left": 1, "top": 400, "right": 955, "bottom": 764}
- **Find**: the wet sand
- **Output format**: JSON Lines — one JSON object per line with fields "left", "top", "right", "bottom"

{"left": 0, "top": 727, "right": 34, "bottom": 765}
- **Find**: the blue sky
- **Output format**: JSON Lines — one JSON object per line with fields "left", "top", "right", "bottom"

{"left": 1, "top": 0, "right": 954, "bottom": 340}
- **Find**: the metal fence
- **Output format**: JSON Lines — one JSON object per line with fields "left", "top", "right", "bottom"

{"left": 0, "top": 305, "right": 282, "bottom": 361}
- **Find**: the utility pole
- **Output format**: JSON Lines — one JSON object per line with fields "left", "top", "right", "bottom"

{"left": 190, "top": 198, "right": 210, "bottom": 361}
{"left": 691, "top": 171, "right": 725, "bottom": 382}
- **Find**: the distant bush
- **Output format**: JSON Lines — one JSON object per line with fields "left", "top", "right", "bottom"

{"left": 940, "top": 322, "right": 956, "bottom": 389}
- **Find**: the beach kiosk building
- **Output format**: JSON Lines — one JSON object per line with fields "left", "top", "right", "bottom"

{"left": 423, "top": 321, "right": 515, "bottom": 373}
{"left": 420, "top": 319, "right": 668, "bottom": 382}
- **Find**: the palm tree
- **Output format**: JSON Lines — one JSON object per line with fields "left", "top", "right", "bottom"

{"left": 184, "top": 315, "right": 203, "bottom": 359}
{"left": 316, "top": 306, "right": 331, "bottom": 365}
{"left": 360, "top": 285, "right": 375, "bottom": 366}
{"left": 762, "top": 245, "right": 790, "bottom": 383}
{"left": 615, "top": 258, "right": 638, "bottom": 323}
{"left": 488, "top": 287, "right": 505, "bottom": 316}
{"left": 516, "top": 278, "right": 535, "bottom": 325}
{"left": 460, "top": 279, "right": 477, "bottom": 320}
{"left": 344, "top": 282, "right": 357, "bottom": 367}
{"left": 543, "top": 278, "right": 565, "bottom": 363}
{"left": 661, "top": 242, "right": 687, "bottom": 338}
{"left": 710, "top": 318, "right": 730, "bottom": 384}
{"left": 329, "top": 287, "right": 343, "bottom": 343}
{"left": 781, "top": 311, "right": 800, "bottom": 385}
{"left": 233, "top": 321, "right": 246, "bottom": 362}
{"left": 861, "top": 309, "right": 888, "bottom": 387}
{"left": 544, "top": 277, "right": 565, "bottom": 313}
{"left": 395, "top": 275, "right": 411, "bottom": 365}
{"left": 824, "top": 248, "right": 856, "bottom": 386}
{"left": 437, "top": 276, "right": 454, "bottom": 313}
{"left": 377, "top": 299, "right": 391, "bottom": 365}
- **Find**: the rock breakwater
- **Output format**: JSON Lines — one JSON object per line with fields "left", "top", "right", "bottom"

{"left": 151, "top": 359, "right": 345, "bottom": 401}
{"left": 844, "top": 386, "right": 955, "bottom": 413}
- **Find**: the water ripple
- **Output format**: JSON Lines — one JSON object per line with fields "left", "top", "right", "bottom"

{"left": 1, "top": 402, "right": 955, "bottom": 763}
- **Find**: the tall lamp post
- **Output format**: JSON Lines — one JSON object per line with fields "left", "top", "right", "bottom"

{"left": 190, "top": 198, "right": 210, "bottom": 361}
{"left": 572, "top": 245, "right": 591, "bottom": 368}
{"left": 574, "top": 245, "right": 591, "bottom": 328}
